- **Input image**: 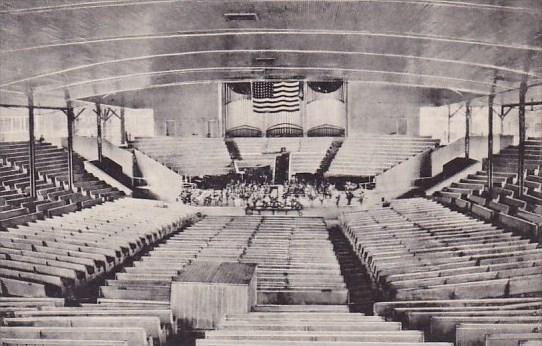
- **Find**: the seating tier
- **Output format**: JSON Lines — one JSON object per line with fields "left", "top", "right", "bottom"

{"left": 0, "top": 198, "right": 194, "bottom": 298}
{"left": 327, "top": 135, "right": 438, "bottom": 177}
{"left": 374, "top": 298, "right": 542, "bottom": 345}
{"left": 196, "top": 305, "right": 453, "bottom": 346}
{"left": 101, "top": 216, "right": 347, "bottom": 306}
{"left": 340, "top": 198, "right": 542, "bottom": 344}
{"left": 133, "top": 137, "right": 232, "bottom": 177}
{"left": 0, "top": 297, "right": 174, "bottom": 346}
{"left": 433, "top": 139, "right": 542, "bottom": 241}
{"left": 0, "top": 141, "right": 125, "bottom": 229}
{"left": 232, "top": 138, "right": 334, "bottom": 174}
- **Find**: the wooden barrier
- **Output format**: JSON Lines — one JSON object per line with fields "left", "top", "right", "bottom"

{"left": 171, "top": 262, "right": 257, "bottom": 330}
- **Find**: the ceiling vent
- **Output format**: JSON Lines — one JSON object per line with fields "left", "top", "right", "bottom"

{"left": 224, "top": 13, "right": 258, "bottom": 21}
{"left": 254, "top": 57, "right": 276, "bottom": 64}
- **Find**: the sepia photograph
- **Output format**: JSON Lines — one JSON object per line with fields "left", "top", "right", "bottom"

{"left": 0, "top": 1, "right": 541, "bottom": 345}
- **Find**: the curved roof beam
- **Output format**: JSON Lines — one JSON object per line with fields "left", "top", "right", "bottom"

{"left": 2, "top": 0, "right": 540, "bottom": 14}
{"left": 72, "top": 79, "right": 493, "bottom": 99}
{"left": 2, "top": 29, "right": 540, "bottom": 53}
{"left": 35, "top": 66, "right": 508, "bottom": 95}
{"left": 1, "top": 49, "right": 537, "bottom": 89}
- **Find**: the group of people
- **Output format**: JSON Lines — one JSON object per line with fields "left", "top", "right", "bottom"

{"left": 179, "top": 181, "right": 302, "bottom": 208}
{"left": 178, "top": 178, "right": 383, "bottom": 209}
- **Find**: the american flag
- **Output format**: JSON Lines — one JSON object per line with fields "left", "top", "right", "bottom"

{"left": 252, "top": 81, "right": 301, "bottom": 114}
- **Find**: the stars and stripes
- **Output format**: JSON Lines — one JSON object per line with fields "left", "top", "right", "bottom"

{"left": 252, "top": 81, "right": 301, "bottom": 114}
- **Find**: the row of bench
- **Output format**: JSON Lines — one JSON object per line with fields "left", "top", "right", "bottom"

{"left": 435, "top": 139, "right": 542, "bottom": 241}
{"left": 374, "top": 298, "right": 542, "bottom": 345}
{"left": 232, "top": 137, "right": 334, "bottom": 174}
{"left": 326, "top": 135, "right": 439, "bottom": 177}
{"left": 100, "top": 216, "right": 347, "bottom": 308}
{"left": 0, "top": 297, "right": 175, "bottom": 346}
{"left": 339, "top": 198, "right": 542, "bottom": 344}
{"left": 196, "top": 304, "right": 453, "bottom": 346}
{"left": 132, "top": 137, "right": 232, "bottom": 177}
{"left": 339, "top": 198, "right": 541, "bottom": 301}
{"left": 0, "top": 198, "right": 194, "bottom": 298}
{"left": 0, "top": 141, "right": 125, "bottom": 229}
{"left": 133, "top": 135, "right": 439, "bottom": 178}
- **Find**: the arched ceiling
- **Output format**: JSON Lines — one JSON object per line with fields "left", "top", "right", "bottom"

{"left": 1, "top": 0, "right": 541, "bottom": 108}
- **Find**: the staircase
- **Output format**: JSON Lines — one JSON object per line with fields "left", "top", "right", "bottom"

{"left": 317, "top": 139, "right": 343, "bottom": 175}
{"left": 225, "top": 139, "right": 242, "bottom": 160}
{"left": 328, "top": 226, "right": 376, "bottom": 314}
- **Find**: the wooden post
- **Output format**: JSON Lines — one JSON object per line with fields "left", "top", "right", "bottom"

{"left": 300, "top": 81, "right": 306, "bottom": 136}
{"left": 66, "top": 100, "right": 75, "bottom": 190}
{"left": 27, "top": 92, "right": 37, "bottom": 198}
{"left": 120, "top": 106, "right": 126, "bottom": 145}
{"left": 447, "top": 105, "right": 451, "bottom": 144}
{"left": 95, "top": 103, "right": 103, "bottom": 162}
{"left": 518, "top": 79, "right": 528, "bottom": 197}
{"left": 344, "top": 80, "right": 349, "bottom": 137}
{"left": 465, "top": 101, "right": 471, "bottom": 159}
{"left": 500, "top": 105, "right": 505, "bottom": 134}
{"left": 487, "top": 93, "right": 495, "bottom": 192}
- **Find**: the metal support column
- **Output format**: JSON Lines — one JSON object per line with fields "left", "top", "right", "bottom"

{"left": 487, "top": 95, "right": 495, "bottom": 191}
{"left": 65, "top": 99, "right": 75, "bottom": 190}
{"left": 465, "top": 101, "right": 471, "bottom": 159}
{"left": 95, "top": 103, "right": 103, "bottom": 162}
{"left": 27, "top": 92, "right": 37, "bottom": 198}
{"left": 518, "top": 79, "right": 528, "bottom": 197}
{"left": 120, "top": 106, "right": 126, "bottom": 145}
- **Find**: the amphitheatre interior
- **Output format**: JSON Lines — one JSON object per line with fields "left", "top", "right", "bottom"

{"left": 0, "top": 1, "right": 542, "bottom": 346}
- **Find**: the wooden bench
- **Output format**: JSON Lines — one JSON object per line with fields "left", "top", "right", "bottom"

{"left": 0, "top": 327, "right": 149, "bottom": 346}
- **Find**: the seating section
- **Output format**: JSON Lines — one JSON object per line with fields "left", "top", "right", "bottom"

{"left": 434, "top": 138, "right": 542, "bottom": 241}
{"left": 0, "top": 198, "right": 194, "bottom": 298}
{"left": 0, "top": 297, "right": 174, "bottom": 346}
{"left": 290, "top": 138, "right": 334, "bottom": 174}
{"left": 374, "top": 298, "right": 542, "bottom": 345}
{"left": 339, "top": 198, "right": 542, "bottom": 301}
{"left": 0, "top": 141, "right": 125, "bottom": 229}
{"left": 197, "top": 304, "right": 453, "bottom": 346}
{"left": 327, "top": 135, "right": 439, "bottom": 177}
{"left": 133, "top": 137, "right": 232, "bottom": 176}
{"left": 232, "top": 137, "right": 334, "bottom": 174}
{"left": 233, "top": 138, "right": 276, "bottom": 169}
{"left": 100, "top": 216, "right": 347, "bottom": 306}
{"left": 340, "top": 198, "right": 542, "bottom": 344}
